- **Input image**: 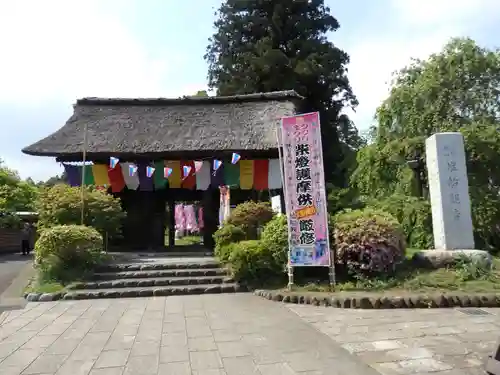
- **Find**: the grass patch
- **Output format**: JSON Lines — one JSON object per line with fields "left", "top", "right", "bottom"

{"left": 24, "top": 280, "right": 66, "bottom": 295}
{"left": 274, "top": 255, "right": 500, "bottom": 295}
{"left": 164, "top": 233, "right": 202, "bottom": 246}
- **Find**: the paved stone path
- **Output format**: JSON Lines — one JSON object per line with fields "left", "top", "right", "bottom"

{"left": 288, "top": 304, "right": 496, "bottom": 375}
{"left": 0, "top": 254, "right": 33, "bottom": 313}
{"left": 0, "top": 294, "right": 378, "bottom": 375}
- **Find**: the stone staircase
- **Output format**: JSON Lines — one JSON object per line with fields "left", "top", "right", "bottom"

{"left": 61, "top": 254, "right": 243, "bottom": 300}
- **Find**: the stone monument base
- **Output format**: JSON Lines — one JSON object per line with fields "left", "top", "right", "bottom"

{"left": 412, "top": 249, "right": 492, "bottom": 269}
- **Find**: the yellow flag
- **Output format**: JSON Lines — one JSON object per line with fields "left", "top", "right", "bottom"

{"left": 239, "top": 160, "right": 254, "bottom": 190}
{"left": 165, "top": 161, "right": 181, "bottom": 188}
{"left": 91, "top": 164, "right": 110, "bottom": 186}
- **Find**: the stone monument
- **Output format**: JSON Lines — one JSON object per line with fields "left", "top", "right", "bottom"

{"left": 414, "top": 132, "right": 491, "bottom": 267}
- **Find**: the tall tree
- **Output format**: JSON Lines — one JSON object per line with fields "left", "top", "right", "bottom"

{"left": 205, "top": 0, "right": 358, "bottom": 186}
{"left": 351, "top": 38, "right": 500, "bottom": 249}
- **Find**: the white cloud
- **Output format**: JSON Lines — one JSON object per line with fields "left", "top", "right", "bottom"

{"left": 0, "top": 0, "right": 199, "bottom": 103}
{"left": 0, "top": 0, "right": 208, "bottom": 180}
{"left": 346, "top": 0, "right": 500, "bottom": 131}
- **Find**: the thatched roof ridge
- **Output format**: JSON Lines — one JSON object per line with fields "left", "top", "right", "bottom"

{"left": 22, "top": 91, "right": 303, "bottom": 159}
{"left": 77, "top": 90, "right": 303, "bottom": 106}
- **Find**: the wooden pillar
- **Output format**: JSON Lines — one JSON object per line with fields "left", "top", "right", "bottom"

{"left": 202, "top": 189, "right": 217, "bottom": 251}
{"left": 168, "top": 197, "right": 175, "bottom": 247}
{"left": 280, "top": 188, "right": 286, "bottom": 214}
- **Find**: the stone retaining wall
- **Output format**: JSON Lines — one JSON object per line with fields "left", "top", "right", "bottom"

{"left": 254, "top": 289, "right": 500, "bottom": 309}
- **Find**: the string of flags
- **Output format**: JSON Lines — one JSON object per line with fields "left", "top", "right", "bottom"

{"left": 64, "top": 156, "right": 282, "bottom": 192}
{"left": 110, "top": 153, "right": 242, "bottom": 178}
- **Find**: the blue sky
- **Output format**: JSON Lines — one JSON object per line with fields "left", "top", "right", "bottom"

{"left": 1, "top": 0, "right": 499, "bottom": 181}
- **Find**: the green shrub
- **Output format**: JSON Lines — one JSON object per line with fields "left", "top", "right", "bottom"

{"left": 334, "top": 208, "right": 406, "bottom": 276}
{"left": 261, "top": 215, "right": 288, "bottom": 270}
{"left": 327, "top": 187, "right": 364, "bottom": 215}
{"left": 0, "top": 212, "right": 22, "bottom": 229}
{"left": 34, "top": 225, "right": 105, "bottom": 282}
{"left": 36, "top": 185, "right": 126, "bottom": 239}
{"left": 213, "top": 224, "right": 246, "bottom": 262}
{"left": 366, "top": 194, "right": 433, "bottom": 249}
{"left": 228, "top": 240, "right": 279, "bottom": 283}
{"left": 226, "top": 201, "right": 274, "bottom": 239}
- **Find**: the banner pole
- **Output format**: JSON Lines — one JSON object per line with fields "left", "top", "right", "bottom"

{"left": 80, "top": 122, "right": 89, "bottom": 225}
{"left": 315, "top": 112, "right": 336, "bottom": 288}
{"left": 275, "top": 122, "right": 294, "bottom": 290}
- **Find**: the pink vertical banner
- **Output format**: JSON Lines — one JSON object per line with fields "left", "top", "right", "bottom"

{"left": 281, "top": 112, "right": 330, "bottom": 267}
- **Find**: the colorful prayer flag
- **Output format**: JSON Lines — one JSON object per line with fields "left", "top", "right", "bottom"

{"left": 109, "top": 157, "right": 119, "bottom": 169}
{"left": 231, "top": 153, "right": 241, "bottom": 164}
{"left": 183, "top": 165, "right": 192, "bottom": 178}
{"left": 194, "top": 161, "right": 203, "bottom": 173}
{"left": 164, "top": 167, "right": 173, "bottom": 178}
{"left": 213, "top": 159, "right": 222, "bottom": 173}
{"left": 146, "top": 166, "right": 155, "bottom": 178}
{"left": 129, "top": 164, "right": 138, "bottom": 177}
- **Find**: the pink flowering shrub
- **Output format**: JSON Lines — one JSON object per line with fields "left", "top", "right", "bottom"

{"left": 333, "top": 208, "right": 406, "bottom": 276}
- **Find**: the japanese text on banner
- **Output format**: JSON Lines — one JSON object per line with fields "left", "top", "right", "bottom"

{"left": 281, "top": 112, "right": 330, "bottom": 267}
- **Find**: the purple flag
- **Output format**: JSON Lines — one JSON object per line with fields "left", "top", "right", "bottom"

{"left": 137, "top": 162, "right": 154, "bottom": 191}
{"left": 210, "top": 159, "right": 225, "bottom": 187}
{"left": 63, "top": 164, "right": 81, "bottom": 187}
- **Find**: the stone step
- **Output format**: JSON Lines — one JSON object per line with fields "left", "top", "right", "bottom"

{"left": 92, "top": 268, "right": 227, "bottom": 280}
{"left": 62, "top": 283, "right": 243, "bottom": 300}
{"left": 98, "top": 261, "right": 220, "bottom": 272}
{"left": 68, "top": 275, "right": 233, "bottom": 290}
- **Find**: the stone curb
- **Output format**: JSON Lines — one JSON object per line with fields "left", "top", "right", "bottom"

{"left": 25, "top": 283, "right": 247, "bottom": 302}
{"left": 93, "top": 268, "right": 227, "bottom": 280}
{"left": 67, "top": 276, "right": 234, "bottom": 290}
{"left": 97, "top": 262, "right": 220, "bottom": 272}
{"left": 254, "top": 289, "right": 500, "bottom": 309}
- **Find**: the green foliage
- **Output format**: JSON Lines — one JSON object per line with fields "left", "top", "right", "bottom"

{"left": 226, "top": 201, "right": 274, "bottom": 239}
{"left": 350, "top": 38, "right": 500, "bottom": 250}
{"left": 0, "top": 212, "right": 23, "bottom": 229}
{"left": 0, "top": 161, "right": 38, "bottom": 212}
{"left": 213, "top": 224, "right": 246, "bottom": 262}
{"left": 205, "top": 0, "right": 360, "bottom": 185}
{"left": 367, "top": 195, "right": 433, "bottom": 249}
{"left": 36, "top": 185, "right": 126, "bottom": 239}
{"left": 376, "top": 38, "right": 500, "bottom": 141}
{"left": 453, "top": 254, "right": 493, "bottom": 282}
{"left": 334, "top": 208, "right": 406, "bottom": 276}
{"left": 261, "top": 215, "right": 288, "bottom": 269}
{"left": 34, "top": 225, "right": 105, "bottom": 282}
{"left": 327, "top": 187, "right": 364, "bottom": 215}
{"left": 228, "top": 240, "right": 281, "bottom": 283}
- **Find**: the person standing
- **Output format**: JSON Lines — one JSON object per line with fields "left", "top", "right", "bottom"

{"left": 21, "top": 222, "right": 31, "bottom": 255}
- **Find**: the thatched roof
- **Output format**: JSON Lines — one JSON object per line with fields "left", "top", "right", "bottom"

{"left": 22, "top": 91, "right": 303, "bottom": 159}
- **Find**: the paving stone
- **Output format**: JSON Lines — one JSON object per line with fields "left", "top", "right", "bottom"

{"left": 104, "top": 335, "right": 136, "bottom": 351}
{"left": 56, "top": 359, "right": 95, "bottom": 375}
{"left": 158, "top": 361, "right": 191, "bottom": 375}
{"left": 160, "top": 345, "right": 189, "bottom": 363}
{"left": 123, "top": 355, "right": 159, "bottom": 375}
{"left": 161, "top": 332, "right": 188, "bottom": 347}
{"left": 94, "top": 350, "right": 130, "bottom": 369}
{"left": 190, "top": 350, "right": 223, "bottom": 370}
{"left": 89, "top": 367, "right": 125, "bottom": 375}
{"left": 216, "top": 342, "right": 250, "bottom": 358}
{"left": 257, "top": 362, "right": 297, "bottom": 375}
{"left": 189, "top": 337, "right": 217, "bottom": 351}
{"left": 22, "top": 353, "right": 68, "bottom": 374}
{"left": 222, "top": 356, "right": 260, "bottom": 375}
{"left": 130, "top": 341, "right": 160, "bottom": 357}
{"left": 212, "top": 330, "right": 241, "bottom": 343}
{"left": 0, "top": 348, "right": 44, "bottom": 368}
{"left": 398, "top": 358, "right": 454, "bottom": 373}
{"left": 191, "top": 370, "right": 228, "bottom": 375}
